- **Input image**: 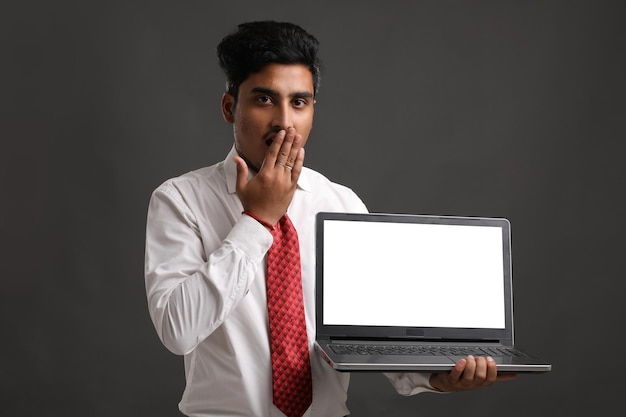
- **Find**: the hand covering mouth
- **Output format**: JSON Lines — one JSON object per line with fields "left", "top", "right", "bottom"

{"left": 264, "top": 129, "right": 282, "bottom": 147}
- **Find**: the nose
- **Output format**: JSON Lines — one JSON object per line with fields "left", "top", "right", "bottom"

{"left": 271, "top": 101, "right": 293, "bottom": 131}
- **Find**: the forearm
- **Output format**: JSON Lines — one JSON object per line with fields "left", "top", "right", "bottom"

{"left": 149, "top": 242, "right": 265, "bottom": 354}
{"left": 144, "top": 188, "right": 272, "bottom": 355}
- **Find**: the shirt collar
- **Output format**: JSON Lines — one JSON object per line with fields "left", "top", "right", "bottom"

{"left": 224, "top": 145, "right": 312, "bottom": 194}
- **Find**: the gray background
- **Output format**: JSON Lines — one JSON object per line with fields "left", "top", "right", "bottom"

{"left": 2, "top": 0, "right": 625, "bottom": 415}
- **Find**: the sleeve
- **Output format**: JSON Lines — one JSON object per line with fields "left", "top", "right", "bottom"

{"left": 144, "top": 184, "right": 273, "bottom": 355}
{"left": 383, "top": 372, "right": 447, "bottom": 395}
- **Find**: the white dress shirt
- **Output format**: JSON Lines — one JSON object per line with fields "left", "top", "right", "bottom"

{"left": 145, "top": 146, "right": 435, "bottom": 417}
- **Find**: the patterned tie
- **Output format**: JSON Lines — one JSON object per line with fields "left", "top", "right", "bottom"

{"left": 266, "top": 214, "right": 313, "bottom": 417}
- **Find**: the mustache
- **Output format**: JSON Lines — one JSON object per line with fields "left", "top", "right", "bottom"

{"left": 263, "top": 128, "right": 285, "bottom": 146}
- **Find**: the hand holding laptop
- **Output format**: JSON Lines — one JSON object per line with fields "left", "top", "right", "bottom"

{"left": 429, "top": 355, "right": 517, "bottom": 392}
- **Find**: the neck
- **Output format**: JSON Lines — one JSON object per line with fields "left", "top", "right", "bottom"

{"left": 235, "top": 146, "right": 260, "bottom": 173}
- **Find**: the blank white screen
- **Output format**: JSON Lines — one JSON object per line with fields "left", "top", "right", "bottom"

{"left": 322, "top": 220, "right": 506, "bottom": 328}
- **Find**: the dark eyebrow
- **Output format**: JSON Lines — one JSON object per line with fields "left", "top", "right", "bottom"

{"left": 250, "top": 87, "right": 314, "bottom": 99}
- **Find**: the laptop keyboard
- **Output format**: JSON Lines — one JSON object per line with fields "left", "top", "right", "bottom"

{"left": 329, "top": 344, "right": 526, "bottom": 357}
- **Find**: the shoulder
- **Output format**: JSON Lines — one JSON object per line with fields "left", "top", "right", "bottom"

{"left": 154, "top": 163, "right": 223, "bottom": 194}
{"left": 149, "top": 162, "right": 228, "bottom": 209}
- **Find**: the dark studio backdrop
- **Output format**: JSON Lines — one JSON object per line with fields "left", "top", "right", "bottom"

{"left": 2, "top": 0, "right": 625, "bottom": 415}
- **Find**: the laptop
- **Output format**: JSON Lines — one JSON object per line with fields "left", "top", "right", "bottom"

{"left": 313, "top": 211, "right": 551, "bottom": 373}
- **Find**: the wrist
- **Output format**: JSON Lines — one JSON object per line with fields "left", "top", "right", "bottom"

{"left": 428, "top": 374, "right": 445, "bottom": 392}
{"left": 242, "top": 211, "right": 276, "bottom": 231}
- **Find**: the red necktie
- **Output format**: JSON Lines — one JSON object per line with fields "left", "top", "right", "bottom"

{"left": 266, "top": 214, "right": 313, "bottom": 417}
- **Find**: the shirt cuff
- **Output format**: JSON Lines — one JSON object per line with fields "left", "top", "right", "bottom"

{"left": 383, "top": 372, "right": 447, "bottom": 396}
{"left": 225, "top": 214, "right": 274, "bottom": 262}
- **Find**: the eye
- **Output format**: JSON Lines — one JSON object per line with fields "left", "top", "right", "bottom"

{"left": 293, "top": 98, "right": 308, "bottom": 107}
{"left": 256, "top": 95, "right": 273, "bottom": 105}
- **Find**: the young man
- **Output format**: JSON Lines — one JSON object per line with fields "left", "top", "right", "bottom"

{"left": 144, "top": 21, "right": 514, "bottom": 417}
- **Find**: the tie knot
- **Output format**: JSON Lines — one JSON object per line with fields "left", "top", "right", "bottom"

{"left": 272, "top": 214, "right": 295, "bottom": 239}
{"left": 280, "top": 214, "right": 292, "bottom": 227}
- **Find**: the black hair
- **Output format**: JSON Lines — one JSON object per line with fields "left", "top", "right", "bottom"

{"left": 216, "top": 21, "right": 322, "bottom": 99}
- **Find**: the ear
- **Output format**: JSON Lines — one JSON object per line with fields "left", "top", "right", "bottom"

{"left": 221, "top": 92, "right": 235, "bottom": 124}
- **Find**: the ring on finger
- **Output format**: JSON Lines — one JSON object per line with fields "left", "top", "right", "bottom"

{"left": 276, "top": 161, "right": 293, "bottom": 170}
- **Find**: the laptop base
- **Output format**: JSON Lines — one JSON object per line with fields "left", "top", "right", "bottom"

{"left": 315, "top": 341, "right": 552, "bottom": 373}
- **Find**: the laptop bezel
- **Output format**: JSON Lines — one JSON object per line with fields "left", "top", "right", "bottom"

{"left": 314, "top": 211, "right": 515, "bottom": 346}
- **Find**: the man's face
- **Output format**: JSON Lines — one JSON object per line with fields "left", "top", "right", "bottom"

{"left": 221, "top": 63, "right": 315, "bottom": 171}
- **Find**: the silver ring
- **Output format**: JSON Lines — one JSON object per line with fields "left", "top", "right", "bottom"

{"left": 276, "top": 161, "right": 293, "bottom": 170}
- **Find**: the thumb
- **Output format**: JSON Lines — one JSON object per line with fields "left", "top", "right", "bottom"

{"left": 233, "top": 156, "right": 249, "bottom": 192}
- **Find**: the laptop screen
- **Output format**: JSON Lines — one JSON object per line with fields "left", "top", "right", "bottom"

{"left": 315, "top": 212, "right": 514, "bottom": 342}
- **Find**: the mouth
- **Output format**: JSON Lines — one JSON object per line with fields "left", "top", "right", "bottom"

{"left": 264, "top": 130, "right": 281, "bottom": 147}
